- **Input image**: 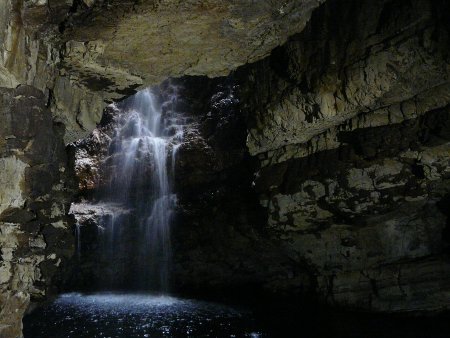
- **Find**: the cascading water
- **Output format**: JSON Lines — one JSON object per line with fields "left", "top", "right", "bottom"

{"left": 96, "top": 85, "right": 186, "bottom": 291}
{"left": 36, "top": 85, "right": 268, "bottom": 338}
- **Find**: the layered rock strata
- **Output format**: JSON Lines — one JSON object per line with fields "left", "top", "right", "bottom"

{"left": 70, "top": 0, "right": 450, "bottom": 314}
{"left": 0, "top": 86, "right": 74, "bottom": 338}
{"left": 243, "top": 0, "right": 450, "bottom": 311}
{"left": 0, "top": 1, "right": 322, "bottom": 335}
{"left": 1, "top": 0, "right": 450, "bottom": 336}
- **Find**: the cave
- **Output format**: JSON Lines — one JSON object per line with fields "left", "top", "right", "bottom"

{"left": 1, "top": 0, "right": 450, "bottom": 337}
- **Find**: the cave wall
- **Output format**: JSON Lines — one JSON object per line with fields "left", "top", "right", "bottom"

{"left": 113, "top": 0, "right": 450, "bottom": 312}
{"left": 1, "top": 0, "right": 450, "bottom": 336}
{"left": 171, "top": 78, "right": 313, "bottom": 297}
{"left": 51, "top": 0, "right": 325, "bottom": 143}
{"left": 0, "top": 1, "right": 323, "bottom": 336}
{"left": 0, "top": 86, "right": 74, "bottom": 338}
{"left": 0, "top": 2, "right": 74, "bottom": 337}
{"left": 239, "top": 0, "right": 450, "bottom": 311}
{"left": 67, "top": 0, "right": 450, "bottom": 313}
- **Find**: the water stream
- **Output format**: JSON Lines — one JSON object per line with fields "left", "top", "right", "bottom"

{"left": 85, "top": 86, "right": 187, "bottom": 291}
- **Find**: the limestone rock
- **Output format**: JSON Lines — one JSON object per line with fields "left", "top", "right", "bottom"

{"left": 0, "top": 86, "right": 74, "bottom": 337}
{"left": 63, "top": 0, "right": 323, "bottom": 85}
{"left": 0, "top": 157, "right": 28, "bottom": 215}
{"left": 255, "top": 104, "right": 450, "bottom": 311}
{"left": 245, "top": 0, "right": 450, "bottom": 312}
{"left": 0, "top": 291, "right": 29, "bottom": 338}
{"left": 244, "top": 0, "right": 450, "bottom": 158}
{"left": 1, "top": 1, "right": 450, "bottom": 335}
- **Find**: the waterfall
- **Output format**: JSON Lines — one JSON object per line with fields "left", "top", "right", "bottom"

{"left": 97, "top": 86, "right": 185, "bottom": 291}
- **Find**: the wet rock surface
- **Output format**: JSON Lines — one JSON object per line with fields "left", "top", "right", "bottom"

{"left": 0, "top": 86, "right": 74, "bottom": 337}
{"left": 69, "top": 78, "right": 315, "bottom": 299}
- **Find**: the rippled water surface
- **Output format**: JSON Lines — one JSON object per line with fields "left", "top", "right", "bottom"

{"left": 24, "top": 292, "right": 450, "bottom": 338}
{"left": 23, "top": 293, "right": 265, "bottom": 338}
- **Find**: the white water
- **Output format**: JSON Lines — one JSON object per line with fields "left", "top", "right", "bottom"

{"left": 101, "top": 86, "right": 187, "bottom": 291}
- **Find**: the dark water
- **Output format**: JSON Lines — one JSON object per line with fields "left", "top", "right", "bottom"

{"left": 23, "top": 293, "right": 265, "bottom": 338}
{"left": 24, "top": 293, "right": 450, "bottom": 338}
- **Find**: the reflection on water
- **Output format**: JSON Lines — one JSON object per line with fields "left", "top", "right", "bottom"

{"left": 23, "top": 292, "right": 450, "bottom": 338}
{"left": 23, "top": 293, "right": 264, "bottom": 338}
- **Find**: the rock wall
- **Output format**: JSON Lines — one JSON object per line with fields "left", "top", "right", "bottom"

{"left": 241, "top": 0, "right": 450, "bottom": 311}
{"left": 0, "top": 1, "right": 321, "bottom": 335}
{"left": 2, "top": 0, "right": 323, "bottom": 144}
{"left": 0, "top": 86, "right": 74, "bottom": 338}
{"left": 67, "top": 0, "right": 450, "bottom": 314}
{"left": 171, "top": 78, "right": 314, "bottom": 297}
{"left": 0, "top": 3, "right": 75, "bottom": 336}
{"left": 56, "top": 0, "right": 325, "bottom": 143}
{"left": 1, "top": 0, "right": 450, "bottom": 336}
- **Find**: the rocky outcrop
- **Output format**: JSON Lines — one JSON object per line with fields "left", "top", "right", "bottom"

{"left": 3, "top": 0, "right": 324, "bottom": 143}
{"left": 0, "top": 86, "right": 74, "bottom": 337}
{"left": 61, "top": 0, "right": 323, "bottom": 91}
{"left": 244, "top": 0, "right": 450, "bottom": 160}
{"left": 254, "top": 107, "right": 450, "bottom": 311}
{"left": 58, "top": 0, "right": 324, "bottom": 143}
{"left": 242, "top": 0, "right": 450, "bottom": 311}
{"left": 0, "top": 0, "right": 100, "bottom": 143}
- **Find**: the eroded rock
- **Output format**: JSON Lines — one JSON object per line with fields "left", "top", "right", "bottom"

{"left": 0, "top": 86, "right": 74, "bottom": 337}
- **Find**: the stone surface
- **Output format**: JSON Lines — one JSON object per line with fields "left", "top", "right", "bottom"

{"left": 0, "top": 291, "right": 29, "bottom": 338}
{"left": 66, "top": 0, "right": 450, "bottom": 314}
{"left": 139, "top": 0, "right": 450, "bottom": 313}
{"left": 244, "top": 0, "right": 450, "bottom": 311}
{"left": 253, "top": 116, "right": 450, "bottom": 311}
{"left": 0, "top": 86, "right": 74, "bottom": 337}
{"left": 1, "top": 0, "right": 450, "bottom": 336}
{"left": 0, "top": 157, "right": 28, "bottom": 215}
{"left": 1, "top": 0, "right": 325, "bottom": 144}
{"left": 244, "top": 0, "right": 450, "bottom": 159}
{"left": 53, "top": 0, "right": 323, "bottom": 142}
{"left": 62, "top": 0, "right": 323, "bottom": 86}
